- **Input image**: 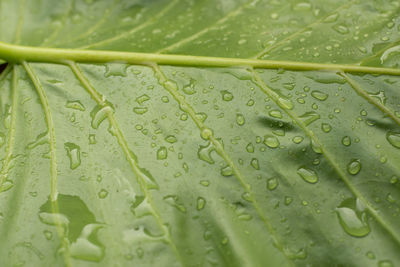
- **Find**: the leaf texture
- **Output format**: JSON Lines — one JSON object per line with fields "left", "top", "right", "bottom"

{"left": 0, "top": 0, "right": 399, "bottom": 266}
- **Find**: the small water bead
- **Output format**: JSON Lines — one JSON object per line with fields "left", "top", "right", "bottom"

{"left": 321, "top": 123, "right": 332, "bottom": 133}
{"left": 182, "top": 79, "right": 197, "bottom": 95}
{"left": 386, "top": 193, "right": 395, "bottom": 203}
{"left": 333, "top": 24, "right": 349, "bottom": 34}
{"left": 347, "top": 159, "right": 361, "bottom": 175}
{"left": 221, "top": 90, "right": 234, "bottom": 101}
{"left": 277, "top": 97, "right": 294, "bottom": 110}
{"left": 247, "top": 99, "right": 255, "bottom": 106}
{"left": 311, "top": 91, "right": 328, "bottom": 101}
{"left": 165, "top": 135, "right": 177, "bottom": 143}
{"left": 269, "top": 110, "right": 282, "bottom": 118}
{"left": 297, "top": 167, "right": 319, "bottom": 184}
{"left": 200, "top": 180, "right": 210, "bottom": 187}
{"left": 366, "top": 251, "right": 375, "bottom": 260}
{"left": 272, "top": 129, "right": 285, "bottom": 136}
{"left": 197, "top": 197, "right": 206, "bottom": 210}
{"left": 44, "top": 230, "right": 53, "bottom": 240}
{"left": 342, "top": 136, "right": 351, "bottom": 146}
{"left": 136, "top": 94, "right": 150, "bottom": 105}
{"left": 236, "top": 114, "right": 245, "bottom": 126}
{"left": 66, "top": 100, "right": 86, "bottom": 111}
{"left": 196, "top": 112, "right": 208, "bottom": 122}
{"left": 378, "top": 260, "right": 394, "bottom": 267}
{"left": 390, "top": 175, "right": 398, "bottom": 184}
{"left": 246, "top": 143, "right": 254, "bottom": 153}
{"left": 241, "top": 192, "right": 252, "bottom": 202}
{"left": 267, "top": 177, "right": 279, "bottom": 191}
{"left": 292, "top": 136, "right": 304, "bottom": 144}
{"left": 98, "top": 189, "right": 108, "bottom": 199}
{"left": 133, "top": 107, "right": 148, "bottom": 115}
{"left": 161, "top": 96, "right": 169, "bottom": 103}
{"left": 89, "top": 134, "right": 96, "bottom": 144}
{"left": 156, "top": 146, "right": 168, "bottom": 160}
{"left": 221, "top": 165, "right": 233, "bottom": 177}
{"left": 386, "top": 131, "right": 400, "bottom": 148}
{"left": 0, "top": 180, "right": 14, "bottom": 193}
{"left": 64, "top": 142, "right": 81, "bottom": 169}
{"left": 284, "top": 196, "right": 293, "bottom": 206}
{"left": 250, "top": 158, "right": 260, "bottom": 170}
{"left": 336, "top": 198, "right": 370, "bottom": 237}
{"left": 198, "top": 142, "right": 216, "bottom": 164}
{"left": 263, "top": 135, "right": 280, "bottom": 148}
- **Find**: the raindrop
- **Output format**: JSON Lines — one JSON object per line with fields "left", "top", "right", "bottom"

{"left": 136, "top": 94, "right": 150, "bottom": 104}
{"left": 64, "top": 142, "right": 81, "bottom": 169}
{"left": 197, "top": 142, "right": 215, "bottom": 164}
{"left": 133, "top": 107, "right": 148, "bottom": 115}
{"left": 342, "top": 136, "right": 351, "bottom": 146}
{"left": 311, "top": 90, "right": 328, "bottom": 101}
{"left": 299, "top": 111, "right": 320, "bottom": 126}
{"left": 221, "top": 165, "right": 233, "bottom": 177}
{"left": 156, "top": 146, "right": 168, "bottom": 160}
{"left": 386, "top": 131, "right": 400, "bottom": 149}
{"left": 183, "top": 79, "right": 197, "bottom": 95}
{"left": 269, "top": 109, "right": 282, "bottom": 118}
{"left": 165, "top": 135, "right": 177, "bottom": 143}
{"left": 336, "top": 198, "right": 370, "bottom": 237}
{"left": 292, "top": 136, "right": 304, "bottom": 144}
{"left": 250, "top": 158, "right": 260, "bottom": 170}
{"left": 221, "top": 90, "right": 234, "bottom": 101}
{"left": 321, "top": 123, "right": 332, "bottom": 133}
{"left": 297, "top": 167, "right": 318, "bottom": 184}
{"left": 246, "top": 143, "right": 254, "bottom": 153}
{"left": 98, "top": 189, "right": 108, "bottom": 199}
{"left": 90, "top": 104, "right": 113, "bottom": 129}
{"left": 263, "top": 135, "right": 280, "bottom": 148}
{"left": 267, "top": 177, "right": 279, "bottom": 191}
{"left": 347, "top": 159, "right": 361, "bottom": 175}
{"left": 197, "top": 197, "right": 206, "bottom": 211}
{"left": 236, "top": 113, "right": 245, "bottom": 126}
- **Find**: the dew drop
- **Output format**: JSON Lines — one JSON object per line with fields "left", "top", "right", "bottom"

{"left": 250, "top": 158, "right": 260, "bottom": 170}
{"left": 183, "top": 79, "right": 197, "bottom": 95}
{"left": 197, "top": 197, "right": 206, "bottom": 211}
{"left": 347, "top": 159, "right": 361, "bottom": 175}
{"left": 236, "top": 113, "right": 245, "bottom": 126}
{"left": 321, "top": 123, "right": 332, "bottom": 133}
{"left": 267, "top": 177, "right": 279, "bottom": 191}
{"left": 299, "top": 111, "right": 320, "bottom": 126}
{"left": 156, "top": 146, "right": 168, "bottom": 160}
{"left": 64, "top": 142, "right": 81, "bottom": 169}
{"left": 342, "top": 136, "right": 351, "bottom": 146}
{"left": 89, "top": 134, "right": 96, "bottom": 145}
{"left": 386, "top": 131, "right": 400, "bottom": 149}
{"left": 136, "top": 94, "right": 150, "bottom": 104}
{"left": 378, "top": 260, "right": 393, "bottom": 267}
{"left": 292, "top": 136, "right": 304, "bottom": 144}
{"left": 297, "top": 167, "right": 318, "bottom": 184}
{"left": 165, "top": 135, "right": 177, "bottom": 143}
{"left": 246, "top": 143, "right": 254, "bottom": 153}
{"left": 66, "top": 100, "right": 86, "bottom": 111}
{"left": 311, "top": 90, "right": 328, "bottom": 101}
{"left": 90, "top": 104, "right": 113, "bottom": 129}
{"left": 221, "top": 90, "right": 234, "bottom": 101}
{"left": 221, "top": 165, "right": 233, "bottom": 177}
{"left": 133, "top": 107, "right": 148, "bottom": 115}
{"left": 269, "top": 109, "right": 283, "bottom": 118}
{"left": 98, "top": 189, "right": 108, "bottom": 199}
{"left": 263, "top": 135, "right": 280, "bottom": 148}
{"left": 197, "top": 142, "right": 215, "bottom": 164}
{"left": 336, "top": 198, "right": 370, "bottom": 237}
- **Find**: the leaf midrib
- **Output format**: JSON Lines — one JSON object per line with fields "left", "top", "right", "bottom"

{"left": 0, "top": 42, "right": 400, "bottom": 76}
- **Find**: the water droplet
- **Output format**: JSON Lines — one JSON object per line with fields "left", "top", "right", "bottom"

{"left": 165, "top": 135, "right": 177, "bottom": 143}
{"left": 246, "top": 143, "right": 254, "bottom": 153}
{"left": 321, "top": 123, "right": 332, "bottom": 133}
{"left": 324, "top": 13, "right": 339, "bottom": 23}
{"left": 269, "top": 109, "right": 282, "bottom": 118}
{"left": 200, "top": 128, "right": 213, "bottom": 140}
{"left": 277, "top": 97, "right": 293, "bottom": 110}
{"left": 299, "top": 111, "right": 320, "bottom": 126}
{"left": 98, "top": 189, "right": 108, "bottom": 199}
{"left": 311, "top": 91, "right": 328, "bottom": 101}
{"left": 64, "top": 142, "right": 81, "bottom": 169}
{"left": 221, "top": 165, "right": 233, "bottom": 177}
{"left": 221, "top": 90, "right": 233, "bottom": 101}
{"left": 292, "top": 136, "right": 304, "bottom": 144}
{"left": 386, "top": 193, "right": 395, "bottom": 203}
{"left": 297, "top": 167, "right": 318, "bottom": 184}
{"left": 133, "top": 107, "right": 148, "bottom": 115}
{"left": 196, "top": 112, "right": 208, "bottom": 122}
{"left": 386, "top": 131, "right": 400, "bottom": 149}
{"left": 234, "top": 113, "right": 245, "bottom": 126}
{"left": 89, "top": 134, "right": 96, "bottom": 145}
{"left": 263, "top": 135, "right": 279, "bottom": 148}
{"left": 136, "top": 94, "right": 150, "bottom": 104}
{"left": 39, "top": 194, "right": 104, "bottom": 262}
{"left": 368, "top": 91, "right": 386, "bottom": 105}
{"left": 333, "top": 24, "right": 349, "bottom": 34}
{"left": 200, "top": 180, "right": 210, "bottom": 187}
{"left": 366, "top": 251, "right": 375, "bottom": 259}
{"left": 342, "top": 136, "right": 351, "bottom": 146}
{"left": 390, "top": 175, "right": 398, "bottom": 184}
{"left": 378, "top": 260, "right": 393, "bottom": 267}
{"left": 267, "top": 177, "right": 279, "bottom": 191}
{"left": 198, "top": 142, "right": 215, "bottom": 164}
{"left": 311, "top": 139, "right": 322, "bottom": 154}
{"left": 156, "top": 146, "right": 168, "bottom": 160}
{"left": 241, "top": 192, "right": 252, "bottom": 202}
{"left": 104, "top": 63, "right": 127, "bottom": 77}
{"left": 90, "top": 104, "right": 113, "bottom": 129}
{"left": 183, "top": 78, "right": 197, "bottom": 95}
{"left": 163, "top": 195, "right": 186, "bottom": 213}
{"left": 250, "top": 158, "right": 260, "bottom": 170}
{"left": 0, "top": 180, "right": 13, "bottom": 193}
{"left": 44, "top": 230, "right": 53, "bottom": 240}
{"left": 347, "top": 159, "right": 361, "bottom": 175}
{"left": 284, "top": 196, "right": 293, "bottom": 206}
{"left": 197, "top": 197, "right": 206, "bottom": 210}
{"left": 336, "top": 198, "right": 370, "bottom": 237}
{"left": 66, "top": 100, "right": 86, "bottom": 111}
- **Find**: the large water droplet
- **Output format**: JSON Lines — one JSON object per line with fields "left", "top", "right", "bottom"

{"left": 347, "top": 159, "right": 361, "bottom": 175}
{"left": 156, "top": 146, "right": 168, "bottom": 160}
{"left": 299, "top": 111, "right": 320, "bottom": 126}
{"left": 250, "top": 158, "right": 260, "bottom": 170}
{"left": 221, "top": 90, "right": 233, "bottom": 101}
{"left": 64, "top": 142, "right": 81, "bottom": 169}
{"left": 342, "top": 136, "right": 351, "bottom": 146}
{"left": 336, "top": 198, "right": 370, "bottom": 237}
{"left": 263, "top": 135, "right": 280, "bottom": 148}
{"left": 66, "top": 100, "right": 86, "bottom": 111}
{"left": 183, "top": 79, "right": 197, "bottom": 95}
{"left": 311, "top": 91, "right": 328, "bottom": 101}
{"left": 221, "top": 165, "right": 233, "bottom": 177}
{"left": 386, "top": 131, "right": 400, "bottom": 149}
{"left": 297, "top": 167, "right": 318, "bottom": 184}
{"left": 90, "top": 104, "right": 113, "bottom": 129}
{"left": 198, "top": 142, "right": 215, "bottom": 164}
{"left": 267, "top": 177, "right": 279, "bottom": 190}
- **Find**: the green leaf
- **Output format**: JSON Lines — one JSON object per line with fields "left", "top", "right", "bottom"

{"left": 0, "top": 0, "right": 399, "bottom": 266}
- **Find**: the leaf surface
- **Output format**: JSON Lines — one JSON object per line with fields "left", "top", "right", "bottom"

{"left": 0, "top": 0, "right": 399, "bottom": 266}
